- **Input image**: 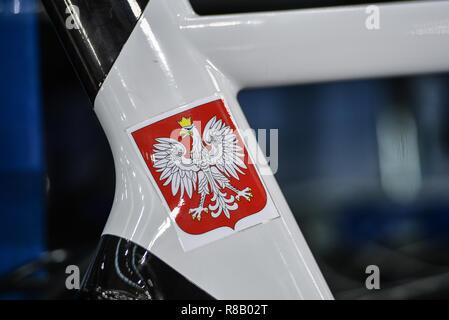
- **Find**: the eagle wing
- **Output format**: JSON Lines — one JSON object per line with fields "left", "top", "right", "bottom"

{"left": 152, "top": 137, "right": 199, "bottom": 198}
{"left": 203, "top": 116, "right": 247, "bottom": 180}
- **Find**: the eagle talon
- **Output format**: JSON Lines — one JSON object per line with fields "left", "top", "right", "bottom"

{"left": 189, "top": 206, "right": 208, "bottom": 221}
{"left": 236, "top": 187, "right": 252, "bottom": 201}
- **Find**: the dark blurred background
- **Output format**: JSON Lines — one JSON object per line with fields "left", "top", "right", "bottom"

{"left": 1, "top": 0, "right": 449, "bottom": 299}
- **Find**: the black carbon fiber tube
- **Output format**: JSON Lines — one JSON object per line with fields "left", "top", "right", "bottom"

{"left": 42, "top": 0, "right": 149, "bottom": 102}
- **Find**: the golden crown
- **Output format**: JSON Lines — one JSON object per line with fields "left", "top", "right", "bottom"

{"left": 177, "top": 116, "right": 192, "bottom": 128}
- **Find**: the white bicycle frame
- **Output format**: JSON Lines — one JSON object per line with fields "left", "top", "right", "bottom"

{"left": 92, "top": 0, "right": 449, "bottom": 299}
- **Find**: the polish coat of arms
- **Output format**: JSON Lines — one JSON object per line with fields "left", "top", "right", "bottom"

{"left": 130, "top": 98, "right": 269, "bottom": 240}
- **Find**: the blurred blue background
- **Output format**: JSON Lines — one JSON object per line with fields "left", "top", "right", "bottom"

{"left": 0, "top": 0, "right": 44, "bottom": 278}
{"left": 1, "top": 0, "right": 449, "bottom": 299}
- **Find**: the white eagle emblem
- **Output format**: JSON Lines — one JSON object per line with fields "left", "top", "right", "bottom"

{"left": 152, "top": 116, "right": 253, "bottom": 221}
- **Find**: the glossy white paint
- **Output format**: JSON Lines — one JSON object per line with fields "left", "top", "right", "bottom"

{"left": 94, "top": 0, "right": 449, "bottom": 299}
{"left": 184, "top": 0, "right": 449, "bottom": 87}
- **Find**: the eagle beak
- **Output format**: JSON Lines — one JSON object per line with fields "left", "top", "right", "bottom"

{"left": 179, "top": 129, "right": 192, "bottom": 138}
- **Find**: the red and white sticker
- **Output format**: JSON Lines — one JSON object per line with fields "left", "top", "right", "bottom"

{"left": 128, "top": 95, "right": 279, "bottom": 251}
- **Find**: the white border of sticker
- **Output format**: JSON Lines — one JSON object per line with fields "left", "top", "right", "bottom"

{"left": 126, "top": 93, "right": 279, "bottom": 251}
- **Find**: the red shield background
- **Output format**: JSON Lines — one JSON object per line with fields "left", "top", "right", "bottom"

{"left": 131, "top": 99, "right": 267, "bottom": 235}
